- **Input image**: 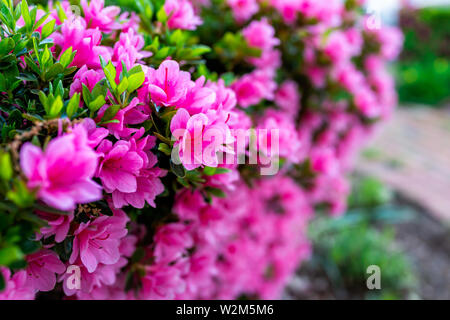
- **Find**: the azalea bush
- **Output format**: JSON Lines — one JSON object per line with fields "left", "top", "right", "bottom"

{"left": 0, "top": 0, "right": 402, "bottom": 300}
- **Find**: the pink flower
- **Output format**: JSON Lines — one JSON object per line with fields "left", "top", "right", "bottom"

{"left": 69, "top": 209, "right": 129, "bottom": 273}
{"left": 324, "top": 31, "right": 354, "bottom": 64}
{"left": 25, "top": 250, "right": 66, "bottom": 292}
{"left": 206, "top": 79, "right": 237, "bottom": 111}
{"left": 70, "top": 66, "right": 104, "bottom": 97}
{"left": 77, "top": 118, "right": 109, "bottom": 149}
{"left": 275, "top": 80, "right": 300, "bottom": 115}
{"left": 0, "top": 268, "right": 35, "bottom": 300}
{"left": 242, "top": 19, "right": 280, "bottom": 50}
{"left": 102, "top": 98, "right": 149, "bottom": 139}
{"left": 140, "top": 60, "right": 191, "bottom": 107}
{"left": 354, "top": 87, "right": 379, "bottom": 118}
{"left": 35, "top": 211, "right": 74, "bottom": 243}
{"left": 256, "top": 109, "right": 302, "bottom": 163}
{"left": 140, "top": 263, "right": 186, "bottom": 299}
{"left": 97, "top": 140, "right": 144, "bottom": 194}
{"left": 177, "top": 76, "right": 216, "bottom": 114}
{"left": 53, "top": 17, "right": 111, "bottom": 69}
{"left": 153, "top": 223, "right": 193, "bottom": 264}
{"left": 112, "top": 29, "right": 152, "bottom": 71}
{"left": 231, "top": 69, "right": 276, "bottom": 108}
{"left": 310, "top": 147, "right": 339, "bottom": 176}
{"left": 170, "top": 108, "right": 234, "bottom": 170}
{"left": 227, "top": 0, "right": 259, "bottom": 22}
{"left": 97, "top": 129, "right": 165, "bottom": 209}
{"left": 20, "top": 126, "right": 102, "bottom": 211}
{"left": 164, "top": 0, "right": 202, "bottom": 30}
{"left": 81, "top": 0, "right": 121, "bottom": 33}
{"left": 270, "top": 0, "right": 299, "bottom": 24}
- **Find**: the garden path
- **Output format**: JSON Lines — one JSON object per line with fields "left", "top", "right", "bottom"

{"left": 356, "top": 106, "right": 450, "bottom": 222}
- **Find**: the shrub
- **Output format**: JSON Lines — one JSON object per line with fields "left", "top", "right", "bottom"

{"left": 0, "top": 0, "right": 401, "bottom": 299}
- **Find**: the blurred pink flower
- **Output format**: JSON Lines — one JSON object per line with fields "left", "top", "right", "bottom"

{"left": 20, "top": 126, "right": 102, "bottom": 211}
{"left": 164, "top": 0, "right": 202, "bottom": 30}
{"left": 0, "top": 267, "right": 35, "bottom": 300}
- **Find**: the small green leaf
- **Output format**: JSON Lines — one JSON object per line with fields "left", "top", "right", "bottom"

{"left": 66, "top": 93, "right": 80, "bottom": 119}
{"left": 205, "top": 187, "right": 226, "bottom": 198}
{"left": 203, "top": 166, "right": 216, "bottom": 176}
{"left": 21, "top": 0, "right": 31, "bottom": 31}
{"left": 127, "top": 70, "right": 145, "bottom": 93}
{"left": 118, "top": 77, "right": 129, "bottom": 95}
{"left": 156, "top": 6, "right": 167, "bottom": 23}
{"left": 41, "top": 19, "right": 55, "bottom": 39}
{"left": 88, "top": 95, "right": 106, "bottom": 113}
{"left": 170, "top": 160, "right": 186, "bottom": 178}
{"left": 0, "top": 151, "right": 13, "bottom": 181}
{"left": 49, "top": 95, "right": 63, "bottom": 118}
{"left": 0, "top": 246, "right": 23, "bottom": 266}
{"left": 59, "top": 46, "right": 74, "bottom": 68}
{"left": 158, "top": 143, "right": 171, "bottom": 156}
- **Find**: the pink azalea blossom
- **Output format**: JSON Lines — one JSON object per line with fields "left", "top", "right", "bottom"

{"left": 20, "top": 126, "right": 102, "bottom": 211}
{"left": 275, "top": 80, "right": 301, "bottom": 115}
{"left": 231, "top": 69, "right": 276, "bottom": 108}
{"left": 177, "top": 76, "right": 216, "bottom": 114}
{"left": 97, "top": 129, "right": 165, "bottom": 209}
{"left": 53, "top": 17, "right": 112, "bottom": 69}
{"left": 70, "top": 66, "right": 104, "bottom": 97}
{"left": 81, "top": 0, "right": 121, "bottom": 33}
{"left": 25, "top": 250, "right": 66, "bottom": 292}
{"left": 170, "top": 108, "right": 234, "bottom": 170}
{"left": 69, "top": 209, "right": 129, "bottom": 273}
{"left": 35, "top": 211, "right": 74, "bottom": 243}
{"left": 112, "top": 29, "right": 152, "bottom": 71}
{"left": 227, "top": 0, "right": 259, "bottom": 22}
{"left": 140, "top": 60, "right": 191, "bottom": 107}
{"left": 0, "top": 268, "right": 35, "bottom": 300}
{"left": 242, "top": 19, "right": 280, "bottom": 50}
{"left": 164, "top": 0, "right": 202, "bottom": 30}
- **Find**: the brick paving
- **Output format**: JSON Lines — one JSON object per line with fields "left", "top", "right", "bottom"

{"left": 356, "top": 106, "right": 450, "bottom": 221}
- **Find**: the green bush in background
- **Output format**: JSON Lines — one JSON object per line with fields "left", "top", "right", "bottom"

{"left": 397, "top": 5, "right": 450, "bottom": 107}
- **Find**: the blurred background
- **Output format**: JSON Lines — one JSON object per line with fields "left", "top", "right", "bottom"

{"left": 286, "top": 0, "right": 450, "bottom": 300}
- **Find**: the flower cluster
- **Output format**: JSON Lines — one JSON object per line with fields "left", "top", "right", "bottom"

{"left": 0, "top": 0, "right": 402, "bottom": 300}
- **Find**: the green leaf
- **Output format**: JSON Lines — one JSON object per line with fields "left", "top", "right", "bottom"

{"left": 21, "top": 0, "right": 31, "bottom": 31}
{"left": 88, "top": 95, "right": 106, "bottom": 113}
{"left": 0, "top": 151, "right": 13, "bottom": 181}
{"left": 33, "top": 202, "right": 72, "bottom": 215}
{"left": 41, "top": 19, "right": 55, "bottom": 39}
{"left": 0, "top": 38, "right": 15, "bottom": 56}
{"left": 0, "top": 246, "right": 23, "bottom": 266}
{"left": 66, "top": 93, "right": 80, "bottom": 119}
{"left": 101, "top": 104, "right": 120, "bottom": 123}
{"left": 190, "top": 45, "right": 211, "bottom": 57}
{"left": 170, "top": 160, "right": 186, "bottom": 178}
{"left": 102, "top": 60, "right": 117, "bottom": 92}
{"left": 205, "top": 187, "right": 226, "bottom": 198}
{"left": 38, "top": 91, "right": 49, "bottom": 114}
{"left": 59, "top": 46, "right": 74, "bottom": 68}
{"left": 44, "top": 63, "right": 64, "bottom": 80}
{"left": 215, "top": 168, "right": 231, "bottom": 174}
{"left": 49, "top": 95, "right": 63, "bottom": 118}
{"left": 203, "top": 167, "right": 216, "bottom": 176}
{"left": 156, "top": 6, "right": 167, "bottom": 23}
{"left": 118, "top": 77, "right": 129, "bottom": 95}
{"left": 127, "top": 69, "right": 145, "bottom": 93}
{"left": 158, "top": 143, "right": 171, "bottom": 156}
